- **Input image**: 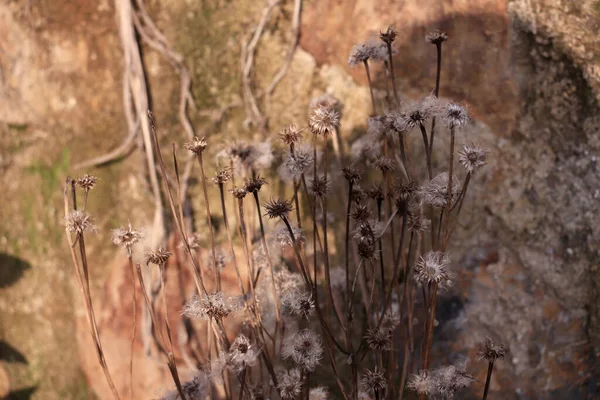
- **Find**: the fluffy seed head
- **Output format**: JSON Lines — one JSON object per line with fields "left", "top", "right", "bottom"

{"left": 407, "top": 370, "right": 434, "bottom": 395}
{"left": 264, "top": 198, "right": 293, "bottom": 219}
{"left": 272, "top": 224, "right": 304, "bottom": 248}
{"left": 282, "top": 290, "right": 315, "bottom": 319}
{"left": 309, "top": 387, "right": 329, "bottom": 400}
{"left": 279, "top": 123, "right": 304, "bottom": 146}
{"left": 414, "top": 251, "right": 452, "bottom": 289}
{"left": 111, "top": 224, "right": 142, "bottom": 249}
{"left": 278, "top": 369, "right": 303, "bottom": 399}
{"left": 279, "top": 146, "right": 314, "bottom": 181}
{"left": 184, "top": 136, "right": 208, "bottom": 154}
{"left": 145, "top": 246, "right": 172, "bottom": 266}
{"left": 227, "top": 334, "right": 259, "bottom": 371}
{"left": 373, "top": 157, "right": 395, "bottom": 173}
{"left": 360, "top": 368, "right": 388, "bottom": 397}
{"left": 444, "top": 103, "right": 469, "bottom": 129}
{"left": 309, "top": 175, "right": 331, "bottom": 198}
{"left": 459, "top": 143, "right": 489, "bottom": 174}
{"left": 426, "top": 30, "right": 449, "bottom": 45}
{"left": 282, "top": 330, "right": 323, "bottom": 372}
{"left": 420, "top": 173, "right": 461, "bottom": 208}
{"left": 365, "top": 327, "right": 392, "bottom": 351}
{"left": 309, "top": 102, "right": 340, "bottom": 136}
{"left": 477, "top": 337, "right": 507, "bottom": 362}
{"left": 408, "top": 213, "right": 431, "bottom": 233}
{"left": 182, "top": 292, "right": 238, "bottom": 320}
{"left": 75, "top": 173, "right": 98, "bottom": 191}
{"left": 65, "top": 210, "right": 96, "bottom": 234}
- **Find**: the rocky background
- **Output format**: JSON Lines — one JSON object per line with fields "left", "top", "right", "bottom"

{"left": 0, "top": 0, "right": 599, "bottom": 399}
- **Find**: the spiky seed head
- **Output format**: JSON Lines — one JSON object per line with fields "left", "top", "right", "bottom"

{"left": 212, "top": 168, "right": 232, "bottom": 185}
{"left": 426, "top": 30, "right": 449, "bottom": 45}
{"left": 228, "top": 334, "right": 259, "bottom": 371}
{"left": 380, "top": 26, "right": 397, "bottom": 45}
{"left": 282, "top": 330, "right": 323, "bottom": 372}
{"left": 414, "top": 251, "right": 452, "bottom": 289}
{"left": 357, "top": 239, "right": 377, "bottom": 260}
{"left": 477, "top": 337, "right": 507, "bottom": 362}
{"left": 351, "top": 185, "right": 367, "bottom": 204}
{"left": 277, "top": 369, "right": 303, "bottom": 399}
{"left": 420, "top": 172, "right": 461, "bottom": 208}
{"left": 365, "top": 327, "right": 392, "bottom": 350}
{"left": 182, "top": 292, "right": 238, "bottom": 320}
{"left": 184, "top": 136, "right": 208, "bottom": 155}
{"left": 279, "top": 146, "right": 314, "bottom": 181}
{"left": 444, "top": 103, "right": 469, "bottom": 129}
{"left": 282, "top": 290, "right": 315, "bottom": 319}
{"left": 352, "top": 204, "right": 372, "bottom": 222}
{"left": 309, "top": 175, "right": 330, "bottom": 198}
{"left": 145, "top": 246, "right": 172, "bottom": 266}
{"left": 244, "top": 176, "right": 267, "bottom": 194}
{"left": 407, "top": 370, "right": 434, "bottom": 395}
{"left": 360, "top": 368, "right": 388, "bottom": 397}
{"left": 264, "top": 198, "right": 293, "bottom": 219}
{"left": 230, "top": 186, "right": 247, "bottom": 199}
{"left": 75, "top": 173, "right": 98, "bottom": 191}
{"left": 342, "top": 166, "right": 362, "bottom": 185}
{"left": 309, "top": 102, "right": 340, "bottom": 136}
{"left": 381, "top": 311, "right": 401, "bottom": 333}
{"left": 394, "top": 180, "right": 419, "bottom": 202}
{"left": 373, "top": 157, "right": 395, "bottom": 173}
{"left": 459, "top": 143, "right": 489, "bottom": 174}
{"left": 279, "top": 123, "right": 304, "bottom": 146}
{"left": 366, "top": 185, "right": 385, "bottom": 202}
{"left": 65, "top": 210, "right": 96, "bottom": 234}
{"left": 111, "top": 224, "right": 143, "bottom": 249}
{"left": 309, "top": 387, "right": 329, "bottom": 400}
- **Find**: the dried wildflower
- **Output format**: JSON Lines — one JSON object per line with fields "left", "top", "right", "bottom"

{"left": 342, "top": 166, "right": 362, "bottom": 185}
{"left": 357, "top": 240, "right": 377, "bottom": 260}
{"left": 366, "top": 185, "right": 385, "bottom": 202}
{"left": 401, "top": 96, "right": 441, "bottom": 130}
{"left": 420, "top": 173, "right": 461, "bottom": 208}
{"left": 184, "top": 136, "right": 208, "bottom": 155}
{"left": 182, "top": 292, "right": 238, "bottom": 320}
{"left": 351, "top": 185, "right": 367, "bottom": 204}
{"left": 244, "top": 176, "right": 267, "bottom": 194}
{"left": 274, "top": 269, "right": 304, "bottom": 293}
{"left": 360, "top": 368, "right": 388, "bottom": 397}
{"left": 272, "top": 224, "right": 304, "bottom": 248}
{"left": 65, "top": 210, "right": 96, "bottom": 234}
{"left": 380, "top": 26, "right": 397, "bottom": 45}
{"left": 264, "top": 198, "right": 293, "bottom": 219}
{"left": 161, "top": 374, "right": 209, "bottom": 400}
{"left": 381, "top": 311, "right": 401, "bottom": 333}
{"left": 309, "top": 175, "right": 330, "bottom": 197}
{"left": 373, "top": 157, "right": 395, "bottom": 173}
{"left": 279, "top": 123, "right": 304, "bottom": 146}
{"left": 279, "top": 146, "right": 314, "bottom": 181}
{"left": 408, "top": 213, "right": 430, "bottom": 233}
{"left": 282, "top": 290, "right": 315, "bottom": 319}
{"left": 211, "top": 167, "right": 231, "bottom": 185}
{"left": 309, "top": 102, "right": 340, "bottom": 136}
{"left": 230, "top": 186, "right": 247, "bottom": 199}
{"left": 348, "top": 43, "right": 374, "bottom": 67}
{"left": 227, "top": 334, "right": 259, "bottom": 371}
{"left": 282, "top": 330, "right": 323, "bottom": 372}
{"left": 443, "top": 103, "right": 469, "bottom": 129}
{"left": 394, "top": 180, "right": 419, "bottom": 202}
{"left": 477, "top": 337, "right": 507, "bottom": 362}
{"left": 365, "top": 327, "right": 392, "bottom": 350}
{"left": 278, "top": 369, "right": 303, "bottom": 399}
{"left": 351, "top": 135, "right": 382, "bottom": 161}
{"left": 426, "top": 30, "right": 449, "bottom": 45}
{"left": 407, "top": 370, "right": 434, "bottom": 396}
{"left": 145, "top": 246, "right": 172, "bottom": 266}
{"left": 75, "top": 173, "right": 98, "bottom": 191}
{"left": 111, "top": 224, "right": 142, "bottom": 250}
{"left": 459, "top": 143, "right": 489, "bottom": 174}
{"left": 352, "top": 204, "right": 372, "bottom": 222}
{"left": 354, "top": 219, "right": 384, "bottom": 241}
{"left": 309, "top": 387, "right": 328, "bottom": 400}
{"left": 432, "top": 364, "right": 476, "bottom": 396}
{"left": 414, "top": 251, "right": 452, "bottom": 289}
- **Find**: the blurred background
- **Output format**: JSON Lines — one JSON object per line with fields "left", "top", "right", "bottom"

{"left": 0, "top": 0, "right": 599, "bottom": 398}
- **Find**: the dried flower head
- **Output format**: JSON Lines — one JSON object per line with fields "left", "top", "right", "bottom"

{"left": 244, "top": 176, "right": 267, "bottom": 194}
{"left": 274, "top": 269, "right": 304, "bottom": 293}
{"left": 227, "top": 334, "right": 259, "bottom": 371}
{"left": 373, "top": 157, "right": 395, "bottom": 173}
{"left": 352, "top": 204, "right": 372, "bottom": 222}
{"left": 279, "top": 123, "right": 304, "bottom": 146}
{"left": 408, "top": 213, "right": 430, "bottom": 233}
{"left": 145, "top": 246, "right": 172, "bottom": 266}
{"left": 459, "top": 143, "right": 489, "bottom": 174}
{"left": 351, "top": 185, "right": 367, "bottom": 204}
{"left": 309, "top": 101, "right": 340, "bottom": 136}
{"left": 365, "top": 327, "right": 392, "bottom": 351}
{"left": 282, "top": 290, "right": 315, "bottom": 319}
{"left": 360, "top": 368, "right": 388, "bottom": 397}
{"left": 357, "top": 239, "right": 377, "bottom": 260}
{"left": 309, "top": 175, "right": 331, "bottom": 197}
{"left": 184, "top": 136, "right": 208, "bottom": 154}
{"left": 309, "top": 387, "right": 329, "bottom": 400}
{"left": 282, "top": 330, "right": 323, "bottom": 372}
{"left": 348, "top": 43, "right": 373, "bottom": 67}
{"left": 366, "top": 185, "right": 385, "bottom": 202}
{"left": 111, "top": 224, "right": 143, "bottom": 250}
{"left": 161, "top": 375, "right": 209, "bottom": 400}
{"left": 401, "top": 96, "right": 441, "bottom": 130}
{"left": 75, "top": 173, "right": 98, "bottom": 191}
{"left": 477, "top": 337, "right": 507, "bottom": 362}
{"left": 184, "top": 232, "right": 205, "bottom": 250}
{"left": 444, "top": 103, "right": 469, "bottom": 129}
{"left": 182, "top": 292, "right": 238, "bottom": 320}
{"left": 414, "top": 251, "right": 452, "bottom": 289}
{"left": 264, "top": 198, "right": 293, "bottom": 219}
{"left": 420, "top": 173, "right": 461, "bottom": 208}
{"left": 381, "top": 311, "right": 401, "bottom": 333}
{"left": 279, "top": 147, "right": 314, "bottom": 181}
{"left": 380, "top": 26, "right": 397, "bottom": 45}
{"left": 394, "top": 180, "right": 419, "bottom": 203}
{"left": 65, "top": 210, "right": 96, "bottom": 234}
{"left": 407, "top": 370, "right": 434, "bottom": 396}
{"left": 426, "top": 30, "right": 449, "bottom": 45}
{"left": 212, "top": 167, "right": 232, "bottom": 185}
{"left": 342, "top": 166, "right": 362, "bottom": 185}
{"left": 230, "top": 186, "right": 247, "bottom": 199}
{"left": 278, "top": 369, "right": 303, "bottom": 399}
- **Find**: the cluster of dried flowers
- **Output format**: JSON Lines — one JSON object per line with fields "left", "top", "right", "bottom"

{"left": 64, "top": 26, "right": 505, "bottom": 400}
